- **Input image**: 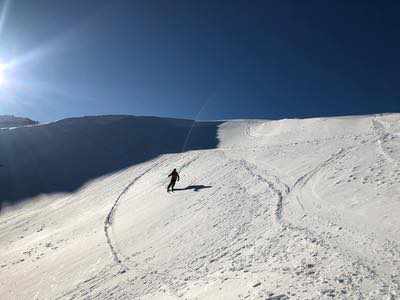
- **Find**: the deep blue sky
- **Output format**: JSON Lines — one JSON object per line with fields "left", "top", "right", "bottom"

{"left": 0, "top": 1, "right": 399, "bottom": 122}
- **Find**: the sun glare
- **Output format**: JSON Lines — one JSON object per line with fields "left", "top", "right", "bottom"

{"left": 0, "top": 63, "right": 5, "bottom": 86}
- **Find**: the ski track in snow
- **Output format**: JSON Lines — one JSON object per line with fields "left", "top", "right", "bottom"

{"left": 232, "top": 157, "right": 289, "bottom": 223}
{"left": 292, "top": 148, "right": 346, "bottom": 191}
{"left": 287, "top": 147, "right": 350, "bottom": 218}
{"left": 103, "top": 156, "right": 171, "bottom": 272}
{"left": 2, "top": 114, "right": 400, "bottom": 299}
{"left": 223, "top": 145, "right": 348, "bottom": 225}
{"left": 217, "top": 133, "right": 400, "bottom": 298}
{"left": 372, "top": 118, "right": 399, "bottom": 165}
{"left": 103, "top": 153, "right": 201, "bottom": 273}
{"left": 104, "top": 165, "right": 156, "bottom": 272}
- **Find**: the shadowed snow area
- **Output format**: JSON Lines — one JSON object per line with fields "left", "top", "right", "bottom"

{"left": 0, "top": 115, "right": 221, "bottom": 208}
{"left": 0, "top": 113, "right": 400, "bottom": 299}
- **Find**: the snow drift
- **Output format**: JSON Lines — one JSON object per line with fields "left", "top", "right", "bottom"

{"left": 0, "top": 113, "right": 399, "bottom": 299}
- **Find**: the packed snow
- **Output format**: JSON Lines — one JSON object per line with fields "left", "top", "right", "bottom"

{"left": 0, "top": 113, "right": 399, "bottom": 299}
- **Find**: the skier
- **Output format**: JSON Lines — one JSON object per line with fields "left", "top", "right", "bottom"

{"left": 167, "top": 168, "right": 180, "bottom": 192}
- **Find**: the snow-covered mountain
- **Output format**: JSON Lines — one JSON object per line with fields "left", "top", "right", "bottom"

{"left": 0, "top": 115, "right": 220, "bottom": 207}
{"left": 0, "top": 115, "right": 38, "bottom": 129}
{"left": 0, "top": 114, "right": 399, "bottom": 299}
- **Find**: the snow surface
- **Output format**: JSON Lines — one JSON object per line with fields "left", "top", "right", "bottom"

{"left": 0, "top": 115, "right": 38, "bottom": 129}
{"left": 1, "top": 113, "right": 400, "bottom": 299}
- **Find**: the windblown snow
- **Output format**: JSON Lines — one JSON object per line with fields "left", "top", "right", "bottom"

{"left": 1, "top": 114, "right": 400, "bottom": 299}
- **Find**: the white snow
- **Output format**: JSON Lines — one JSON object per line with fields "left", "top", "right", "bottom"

{"left": 1, "top": 113, "right": 400, "bottom": 299}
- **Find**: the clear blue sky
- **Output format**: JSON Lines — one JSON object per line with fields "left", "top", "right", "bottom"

{"left": 0, "top": 0, "right": 399, "bottom": 122}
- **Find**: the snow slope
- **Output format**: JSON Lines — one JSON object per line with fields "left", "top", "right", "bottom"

{"left": 0, "top": 115, "right": 38, "bottom": 129}
{"left": 0, "top": 115, "right": 220, "bottom": 207}
{"left": 0, "top": 114, "right": 399, "bottom": 299}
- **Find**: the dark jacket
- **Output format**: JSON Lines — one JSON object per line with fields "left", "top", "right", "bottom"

{"left": 168, "top": 170, "right": 180, "bottom": 181}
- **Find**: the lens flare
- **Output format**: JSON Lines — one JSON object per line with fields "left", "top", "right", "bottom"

{"left": 0, "top": 63, "right": 5, "bottom": 86}
{"left": 0, "top": 0, "right": 11, "bottom": 38}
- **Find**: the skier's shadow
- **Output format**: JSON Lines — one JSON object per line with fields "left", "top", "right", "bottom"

{"left": 174, "top": 185, "right": 212, "bottom": 192}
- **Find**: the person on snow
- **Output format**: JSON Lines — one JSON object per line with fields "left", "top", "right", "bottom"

{"left": 167, "top": 168, "right": 180, "bottom": 192}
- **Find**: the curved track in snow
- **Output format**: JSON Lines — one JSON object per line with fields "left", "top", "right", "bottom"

{"left": 103, "top": 156, "right": 173, "bottom": 272}
{"left": 103, "top": 153, "right": 202, "bottom": 273}
{"left": 104, "top": 167, "right": 154, "bottom": 272}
